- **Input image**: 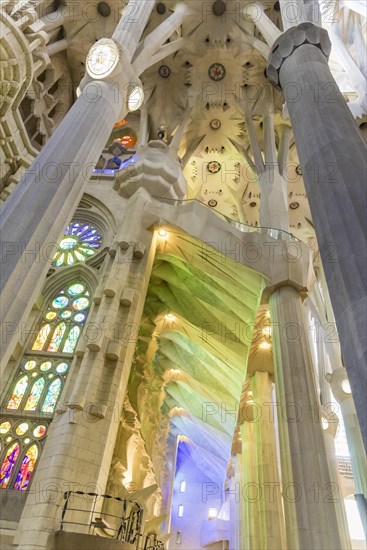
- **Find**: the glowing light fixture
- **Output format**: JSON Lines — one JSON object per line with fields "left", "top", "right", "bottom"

{"left": 158, "top": 229, "right": 168, "bottom": 238}
{"left": 165, "top": 313, "right": 175, "bottom": 321}
{"left": 322, "top": 417, "right": 329, "bottom": 430}
{"left": 341, "top": 379, "right": 352, "bottom": 394}
{"left": 208, "top": 508, "right": 218, "bottom": 520}
{"left": 259, "top": 341, "right": 271, "bottom": 350}
{"left": 180, "top": 481, "right": 186, "bottom": 493}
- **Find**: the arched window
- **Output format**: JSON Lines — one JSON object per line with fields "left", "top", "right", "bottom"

{"left": 0, "top": 421, "right": 47, "bottom": 490}
{"left": 0, "top": 442, "right": 20, "bottom": 488}
{"left": 52, "top": 222, "right": 102, "bottom": 267}
{"left": 1, "top": 279, "right": 92, "bottom": 490}
{"left": 13, "top": 445, "right": 38, "bottom": 491}
{"left": 32, "top": 283, "right": 90, "bottom": 353}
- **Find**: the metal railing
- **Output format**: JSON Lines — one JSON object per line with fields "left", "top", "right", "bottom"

{"left": 60, "top": 491, "right": 164, "bottom": 549}
{"left": 151, "top": 196, "right": 301, "bottom": 242}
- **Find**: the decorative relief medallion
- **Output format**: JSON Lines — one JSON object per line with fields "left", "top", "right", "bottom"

{"left": 207, "top": 161, "right": 221, "bottom": 174}
{"left": 159, "top": 65, "right": 171, "bottom": 78}
{"left": 209, "top": 63, "right": 226, "bottom": 81}
{"left": 210, "top": 119, "right": 221, "bottom": 130}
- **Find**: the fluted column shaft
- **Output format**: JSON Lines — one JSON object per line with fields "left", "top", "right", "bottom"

{"left": 269, "top": 285, "right": 342, "bottom": 549}
{"left": 0, "top": 0, "right": 156, "bottom": 367}
{"left": 267, "top": 24, "right": 367, "bottom": 450}
{"left": 251, "top": 371, "right": 285, "bottom": 549}
{"left": 239, "top": 418, "right": 261, "bottom": 549}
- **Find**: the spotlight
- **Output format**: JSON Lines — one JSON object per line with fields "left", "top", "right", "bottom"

{"left": 259, "top": 341, "right": 271, "bottom": 350}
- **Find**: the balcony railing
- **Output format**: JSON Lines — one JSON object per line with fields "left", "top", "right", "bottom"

{"left": 151, "top": 196, "right": 301, "bottom": 242}
{"left": 60, "top": 491, "right": 164, "bottom": 549}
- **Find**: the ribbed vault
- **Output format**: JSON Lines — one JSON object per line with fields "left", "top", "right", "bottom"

{"left": 128, "top": 228, "right": 265, "bottom": 484}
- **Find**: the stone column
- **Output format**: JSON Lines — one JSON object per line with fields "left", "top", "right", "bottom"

{"left": 238, "top": 394, "right": 262, "bottom": 549}
{"left": 267, "top": 23, "right": 367, "bottom": 450}
{"left": 0, "top": 0, "right": 156, "bottom": 367}
{"left": 269, "top": 285, "right": 342, "bottom": 549}
{"left": 251, "top": 371, "right": 286, "bottom": 549}
{"left": 14, "top": 190, "right": 157, "bottom": 550}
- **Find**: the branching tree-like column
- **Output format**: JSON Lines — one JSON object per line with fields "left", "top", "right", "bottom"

{"left": 267, "top": 23, "right": 367, "bottom": 450}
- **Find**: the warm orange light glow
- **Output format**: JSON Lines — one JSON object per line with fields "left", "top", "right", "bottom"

{"left": 114, "top": 118, "right": 128, "bottom": 128}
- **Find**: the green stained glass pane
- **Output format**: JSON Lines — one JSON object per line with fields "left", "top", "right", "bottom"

{"left": 59, "top": 237, "right": 77, "bottom": 250}
{"left": 79, "top": 247, "right": 94, "bottom": 256}
{"left": 47, "top": 323, "right": 66, "bottom": 352}
{"left": 24, "top": 360, "right": 36, "bottom": 371}
{"left": 74, "top": 251, "right": 86, "bottom": 261}
{"left": 62, "top": 326, "right": 80, "bottom": 353}
{"left": 40, "top": 361, "right": 52, "bottom": 372}
{"left": 55, "top": 254, "right": 64, "bottom": 267}
{"left": 72, "top": 298, "right": 89, "bottom": 311}
{"left": 32, "top": 324, "right": 51, "bottom": 351}
{"left": 24, "top": 378, "right": 45, "bottom": 411}
{"left": 68, "top": 284, "right": 85, "bottom": 296}
{"left": 7, "top": 376, "right": 28, "bottom": 409}
{"left": 52, "top": 296, "right": 68, "bottom": 309}
{"left": 41, "top": 379, "right": 62, "bottom": 413}
{"left": 60, "top": 310, "right": 72, "bottom": 319}
{"left": 67, "top": 252, "right": 74, "bottom": 265}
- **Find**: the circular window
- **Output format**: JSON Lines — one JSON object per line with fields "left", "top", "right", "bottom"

{"left": 33, "top": 425, "right": 47, "bottom": 438}
{"left": 16, "top": 423, "right": 29, "bottom": 436}
{"left": 40, "top": 361, "right": 52, "bottom": 372}
{"left": 52, "top": 296, "right": 69, "bottom": 309}
{"left": 53, "top": 223, "right": 102, "bottom": 267}
{"left": 24, "top": 360, "right": 36, "bottom": 371}
{"left": 72, "top": 298, "right": 89, "bottom": 311}
{"left": 0, "top": 421, "right": 11, "bottom": 435}
{"left": 56, "top": 363, "right": 69, "bottom": 374}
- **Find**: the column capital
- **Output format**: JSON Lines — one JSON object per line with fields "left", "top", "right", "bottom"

{"left": 267, "top": 23, "right": 331, "bottom": 90}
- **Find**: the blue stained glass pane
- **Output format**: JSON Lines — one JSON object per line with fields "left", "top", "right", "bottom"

{"left": 13, "top": 445, "right": 38, "bottom": 491}
{"left": 62, "top": 326, "right": 80, "bottom": 353}
{"left": 41, "top": 379, "right": 62, "bottom": 413}
{"left": 0, "top": 443, "right": 20, "bottom": 488}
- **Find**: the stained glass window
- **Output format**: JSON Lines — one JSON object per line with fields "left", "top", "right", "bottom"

{"left": 24, "top": 379, "right": 45, "bottom": 411}
{"left": 7, "top": 376, "right": 28, "bottom": 410}
{"left": 2, "top": 279, "right": 91, "bottom": 490}
{"left": 62, "top": 326, "right": 80, "bottom": 353}
{"left": 52, "top": 222, "right": 102, "bottom": 267}
{"left": 47, "top": 322, "right": 66, "bottom": 352}
{"left": 41, "top": 379, "right": 62, "bottom": 413}
{"left": 13, "top": 445, "right": 38, "bottom": 490}
{"left": 30, "top": 285, "right": 90, "bottom": 353}
{"left": 0, "top": 443, "right": 20, "bottom": 488}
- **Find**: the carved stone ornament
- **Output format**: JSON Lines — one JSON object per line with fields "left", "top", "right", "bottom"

{"left": 267, "top": 23, "right": 332, "bottom": 90}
